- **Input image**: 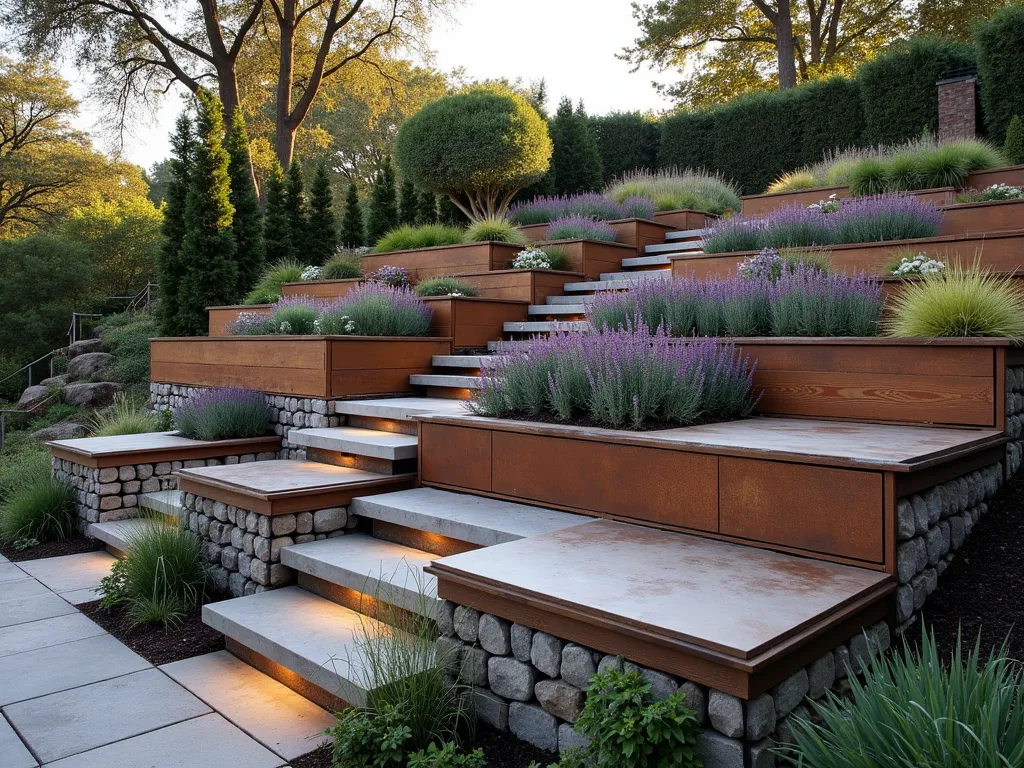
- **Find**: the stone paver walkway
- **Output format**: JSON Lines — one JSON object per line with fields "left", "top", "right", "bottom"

{"left": 0, "top": 551, "right": 333, "bottom": 766}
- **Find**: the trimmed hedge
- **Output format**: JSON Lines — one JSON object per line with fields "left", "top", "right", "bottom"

{"left": 590, "top": 112, "right": 661, "bottom": 183}
{"left": 975, "top": 4, "right": 1024, "bottom": 145}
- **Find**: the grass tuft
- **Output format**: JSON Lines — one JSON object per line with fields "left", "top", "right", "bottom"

{"left": 89, "top": 392, "right": 159, "bottom": 436}
{"left": 0, "top": 471, "right": 77, "bottom": 544}
{"left": 373, "top": 225, "right": 465, "bottom": 253}
{"left": 414, "top": 277, "right": 480, "bottom": 297}
{"left": 463, "top": 217, "right": 526, "bottom": 244}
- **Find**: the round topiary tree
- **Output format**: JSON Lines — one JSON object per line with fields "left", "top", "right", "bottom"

{"left": 395, "top": 88, "right": 552, "bottom": 222}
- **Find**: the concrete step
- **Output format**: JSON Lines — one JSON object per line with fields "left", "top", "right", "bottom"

{"left": 350, "top": 487, "right": 594, "bottom": 548}
{"left": 598, "top": 269, "right": 671, "bottom": 282}
{"left": 665, "top": 228, "right": 708, "bottom": 241}
{"left": 287, "top": 427, "right": 418, "bottom": 462}
{"left": 431, "top": 355, "right": 498, "bottom": 369}
{"left": 487, "top": 340, "right": 533, "bottom": 352}
{"left": 88, "top": 517, "right": 171, "bottom": 554}
{"left": 546, "top": 294, "right": 597, "bottom": 306}
{"left": 621, "top": 254, "right": 671, "bottom": 269}
{"left": 503, "top": 321, "right": 590, "bottom": 334}
{"left": 645, "top": 240, "right": 704, "bottom": 254}
{"left": 332, "top": 398, "right": 470, "bottom": 423}
{"left": 139, "top": 490, "right": 182, "bottom": 519}
{"left": 564, "top": 276, "right": 668, "bottom": 293}
{"left": 281, "top": 534, "right": 439, "bottom": 618}
{"left": 203, "top": 586, "right": 417, "bottom": 707}
{"left": 527, "top": 304, "right": 587, "bottom": 316}
{"left": 408, "top": 374, "right": 482, "bottom": 390}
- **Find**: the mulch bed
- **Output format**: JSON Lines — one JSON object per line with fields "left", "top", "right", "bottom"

{"left": 78, "top": 598, "right": 225, "bottom": 666}
{"left": 903, "top": 465, "right": 1024, "bottom": 661}
{"left": 0, "top": 535, "right": 105, "bottom": 562}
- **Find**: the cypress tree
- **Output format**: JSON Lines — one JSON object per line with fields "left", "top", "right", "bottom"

{"left": 416, "top": 190, "right": 437, "bottom": 225}
{"left": 367, "top": 156, "right": 398, "bottom": 244}
{"left": 341, "top": 182, "right": 365, "bottom": 248}
{"left": 285, "top": 160, "right": 308, "bottom": 255}
{"left": 224, "top": 107, "right": 263, "bottom": 295}
{"left": 307, "top": 164, "right": 337, "bottom": 264}
{"left": 262, "top": 165, "right": 291, "bottom": 263}
{"left": 550, "top": 97, "right": 603, "bottom": 195}
{"left": 156, "top": 112, "right": 196, "bottom": 336}
{"left": 175, "top": 90, "right": 237, "bottom": 336}
{"left": 1005, "top": 115, "right": 1024, "bottom": 165}
{"left": 398, "top": 179, "right": 418, "bottom": 225}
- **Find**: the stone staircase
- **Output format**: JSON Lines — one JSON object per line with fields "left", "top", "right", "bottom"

{"left": 88, "top": 489, "right": 185, "bottom": 553}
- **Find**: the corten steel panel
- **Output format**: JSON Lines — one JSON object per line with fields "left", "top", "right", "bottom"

{"left": 535, "top": 240, "right": 637, "bottom": 280}
{"left": 151, "top": 338, "right": 327, "bottom": 368}
{"left": 490, "top": 431, "right": 719, "bottom": 530}
{"left": 966, "top": 165, "right": 1024, "bottom": 189}
{"left": 280, "top": 279, "right": 362, "bottom": 300}
{"left": 420, "top": 423, "right": 492, "bottom": 492}
{"left": 517, "top": 223, "right": 549, "bottom": 242}
{"left": 359, "top": 242, "right": 524, "bottom": 282}
{"left": 329, "top": 339, "right": 450, "bottom": 370}
{"left": 608, "top": 219, "right": 673, "bottom": 254}
{"left": 150, "top": 362, "right": 328, "bottom": 397}
{"left": 719, "top": 457, "right": 884, "bottom": 563}
{"left": 740, "top": 186, "right": 953, "bottom": 216}
{"left": 939, "top": 199, "right": 1024, "bottom": 236}
{"left": 422, "top": 298, "right": 529, "bottom": 349}
{"left": 207, "top": 305, "right": 272, "bottom": 336}
{"left": 452, "top": 270, "right": 583, "bottom": 304}
{"left": 651, "top": 210, "right": 715, "bottom": 230}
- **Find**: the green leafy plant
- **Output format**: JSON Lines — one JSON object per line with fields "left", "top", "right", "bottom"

{"left": 373, "top": 224, "right": 465, "bottom": 253}
{"left": 606, "top": 167, "right": 741, "bottom": 215}
{"left": 542, "top": 245, "right": 572, "bottom": 271}
{"left": 322, "top": 254, "right": 364, "bottom": 280}
{"left": 406, "top": 742, "right": 488, "bottom": 767}
{"left": 89, "top": 392, "right": 159, "bottom": 436}
{"left": 243, "top": 259, "right": 304, "bottom": 304}
{"left": 780, "top": 626, "right": 1024, "bottom": 767}
{"left": 886, "top": 263, "right": 1024, "bottom": 338}
{"left": 0, "top": 472, "right": 77, "bottom": 544}
{"left": 329, "top": 702, "right": 411, "bottom": 768}
{"left": 848, "top": 158, "right": 889, "bottom": 196}
{"left": 463, "top": 216, "right": 526, "bottom": 244}
{"left": 100, "top": 312, "right": 157, "bottom": 388}
{"left": 414, "top": 278, "right": 479, "bottom": 298}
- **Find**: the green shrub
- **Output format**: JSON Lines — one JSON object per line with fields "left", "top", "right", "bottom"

{"left": 373, "top": 224, "right": 465, "bottom": 253}
{"left": 975, "top": 4, "right": 1024, "bottom": 144}
{"left": 406, "top": 743, "right": 488, "bottom": 768}
{"left": 242, "top": 286, "right": 279, "bottom": 305}
{"left": 606, "top": 168, "right": 741, "bottom": 214}
{"left": 270, "top": 303, "right": 319, "bottom": 334}
{"left": 884, "top": 150, "right": 926, "bottom": 191}
{"left": 101, "top": 312, "right": 157, "bottom": 388}
{"left": 463, "top": 217, "right": 526, "bottom": 244}
{"left": 886, "top": 264, "right": 1024, "bottom": 338}
{"left": 848, "top": 158, "right": 889, "bottom": 196}
{"left": 243, "top": 259, "right": 304, "bottom": 304}
{"left": 89, "top": 393, "right": 159, "bottom": 436}
{"left": 322, "top": 254, "right": 364, "bottom": 280}
{"left": 329, "top": 703, "right": 411, "bottom": 768}
{"left": 414, "top": 278, "right": 480, "bottom": 298}
{"left": 781, "top": 626, "right": 1024, "bottom": 767}
{"left": 1005, "top": 116, "right": 1024, "bottom": 165}
{"left": 542, "top": 245, "right": 572, "bottom": 271}
{"left": 0, "top": 473, "right": 77, "bottom": 546}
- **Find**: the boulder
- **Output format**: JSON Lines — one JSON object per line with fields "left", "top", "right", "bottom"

{"left": 30, "top": 421, "right": 89, "bottom": 442}
{"left": 67, "top": 338, "right": 104, "bottom": 357}
{"left": 17, "top": 385, "right": 51, "bottom": 412}
{"left": 67, "top": 352, "right": 114, "bottom": 381}
{"left": 63, "top": 381, "right": 118, "bottom": 407}
{"left": 39, "top": 374, "right": 70, "bottom": 388}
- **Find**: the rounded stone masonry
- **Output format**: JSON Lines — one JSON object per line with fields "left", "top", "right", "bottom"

{"left": 181, "top": 492, "right": 352, "bottom": 597}
{"left": 436, "top": 599, "right": 891, "bottom": 767}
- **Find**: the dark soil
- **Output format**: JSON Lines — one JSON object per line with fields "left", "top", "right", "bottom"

{"left": 903, "top": 466, "right": 1024, "bottom": 660}
{"left": 0, "top": 535, "right": 104, "bottom": 562}
{"left": 78, "top": 598, "right": 225, "bottom": 666}
{"left": 290, "top": 743, "right": 331, "bottom": 768}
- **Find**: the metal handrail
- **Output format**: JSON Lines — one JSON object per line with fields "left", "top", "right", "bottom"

{"left": 0, "top": 351, "right": 56, "bottom": 389}
{"left": 0, "top": 388, "right": 64, "bottom": 452}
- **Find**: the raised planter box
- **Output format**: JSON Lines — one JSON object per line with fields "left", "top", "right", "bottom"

{"left": 535, "top": 239, "right": 636, "bottom": 280}
{"left": 449, "top": 269, "right": 583, "bottom": 304}
{"left": 519, "top": 219, "right": 674, "bottom": 254}
{"left": 280, "top": 278, "right": 363, "bottom": 300}
{"left": 49, "top": 432, "right": 283, "bottom": 468}
{"left": 939, "top": 198, "right": 1024, "bottom": 236}
{"left": 671, "top": 229, "right": 1024, "bottom": 278}
{"left": 208, "top": 304, "right": 272, "bottom": 336}
{"left": 359, "top": 241, "right": 525, "bottom": 282}
{"left": 151, "top": 336, "right": 452, "bottom": 398}
{"left": 420, "top": 296, "right": 529, "bottom": 349}
{"left": 652, "top": 209, "right": 717, "bottom": 230}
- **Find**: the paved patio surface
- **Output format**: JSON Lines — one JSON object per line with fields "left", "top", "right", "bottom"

{"left": 0, "top": 551, "right": 333, "bottom": 766}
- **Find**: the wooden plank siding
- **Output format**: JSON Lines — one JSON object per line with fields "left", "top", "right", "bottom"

{"left": 519, "top": 219, "right": 674, "bottom": 255}
{"left": 207, "top": 305, "right": 272, "bottom": 336}
{"left": 652, "top": 209, "right": 717, "bottom": 230}
{"left": 453, "top": 270, "right": 582, "bottom": 304}
{"left": 534, "top": 239, "right": 637, "bottom": 280}
{"left": 280, "top": 279, "right": 362, "bottom": 300}
{"left": 421, "top": 297, "right": 529, "bottom": 349}
{"left": 359, "top": 242, "right": 524, "bottom": 282}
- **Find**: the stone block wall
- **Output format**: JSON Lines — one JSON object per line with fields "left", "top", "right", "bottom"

{"left": 150, "top": 383, "right": 344, "bottom": 459}
{"left": 180, "top": 492, "right": 356, "bottom": 597}
{"left": 436, "top": 602, "right": 890, "bottom": 767}
{"left": 53, "top": 456, "right": 176, "bottom": 526}
{"left": 1005, "top": 366, "right": 1024, "bottom": 476}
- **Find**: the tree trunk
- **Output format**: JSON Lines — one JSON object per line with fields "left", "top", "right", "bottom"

{"left": 274, "top": 0, "right": 297, "bottom": 170}
{"left": 775, "top": 0, "right": 798, "bottom": 89}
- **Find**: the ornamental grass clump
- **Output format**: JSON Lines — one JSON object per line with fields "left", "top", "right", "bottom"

{"left": 373, "top": 224, "right": 465, "bottom": 253}
{"left": 174, "top": 387, "right": 272, "bottom": 441}
{"left": 326, "top": 282, "right": 433, "bottom": 337}
{"left": 780, "top": 626, "right": 1024, "bottom": 768}
{"left": 606, "top": 167, "right": 742, "bottom": 215}
{"left": 89, "top": 392, "right": 160, "bottom": 436}
{"left": 885, "top": 263, "right": 1024, "bottom": 338}
{"left": 243, "top": 259, "right": 304, "bottom": 304}
{"left": 414, "top": 277, "right": 479, "bottom": 297}
{"left": 472, "top": 321, "right": 757, "bottom": 430}
{"left": 0, "top": 472, "right": 76, "bottom": 547}
{"left": 462, "top": 216, "right": 526, "bottom": 244}
{"left": 546, "top": 216, "right": 618, "bottom": 242}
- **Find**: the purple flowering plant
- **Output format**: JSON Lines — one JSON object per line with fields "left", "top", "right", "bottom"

{"left": 545, "top": 216, "right": 619, "bottom": 242}
{"left": 369, "top": 265, "right": 410, "bottom": 288}
{"left": 174, "top": 387, "right": 272, "bottom": 441}
{"left": 508, "top": 193, "right": 657, "bottom": 225}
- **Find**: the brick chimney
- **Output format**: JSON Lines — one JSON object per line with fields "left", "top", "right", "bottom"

{"left": 936, "top": 75, "right": 978, "bottom": 141}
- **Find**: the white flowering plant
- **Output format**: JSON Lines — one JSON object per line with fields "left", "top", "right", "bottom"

{"left": 891, "top": 253, "right": 946, "bottom": 276}
{"left": 807, "top": 194, "right": 840, "bottom": 214}
{"left": 956, "top": 184, "right": 1024, "bottom": 204}
{"left": 300, "top": 265, "right": 323, "bottom": 281}
{"left": 512, "top": 248, "right": 553, "bottom": 270}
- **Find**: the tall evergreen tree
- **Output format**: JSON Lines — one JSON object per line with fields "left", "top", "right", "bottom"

{"left": 307, "top": 164, "right": 337, "bottom": 264}
{"left": 224, "top": 107, "right": 263, "bottom": 295}
{"left": 550, "top": 97, "right": 603, "bottom": 195}
{"left": 262, "top": 165, "right": 291, "bottom": 263}
{"left": 416, "top": 190, "right": 437, "bottom": 225}
{"left": 285, "top": 160, "right": 308, "bottom": 255}
{"left": 156, "top": 112, "right": 196, "bottom": 336}
{"left": 398, "top": 179, "right": 418, "bottom": 225}
{"left": 340, "top": 181, "right": 364, "bottom": 248}
{"left": 175, "top": 90, "right": 237, "bottom": 336}
{"left": 367, "top": 156, "right": 398, "bottom": 244}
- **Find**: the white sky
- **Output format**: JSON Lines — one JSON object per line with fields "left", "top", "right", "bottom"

{"left": 65, "top": 0, "right": 672, "bottom": 171}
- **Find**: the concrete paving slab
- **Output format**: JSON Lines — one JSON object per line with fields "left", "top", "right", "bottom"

{"left": 0, "top": 592, "right": 77, "bottom": 629}
{"left": 4, "top": 668, "right": 210, "bottom": 763}
{"left": 43, "top": 713, "right": 286, "bottom": 768}
{"left": 0, "top": 578, "right": 51, "bottom": 603}
{"left": 0, "top": 633, "right": 149, "bottom": 706}
{"left": 0, "top": 612, "right": 106, "bottom": 658}
{"left": 161, "top": 651, "right": 333, "bottom": 760}
{"left": 18, "top": 552, "right": 115, "bottom": 596}
{"left": 0, "top": 562, "right": 29, "bottom": 584}
{"left": 0, "top": 552, "right": 9, "bottom": 563}
{"left": 0, "top": 715, "right": 37, "bottom": 768}
{"left": 58, "top": 586, "right": 104, "bottom": 605}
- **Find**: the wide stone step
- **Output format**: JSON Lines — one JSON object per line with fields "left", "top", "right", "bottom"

{"left": 409, "top": 374, "right": 482, "bottom": 390}
{"left": 645, "top": 240, "right": 704, "bottom": 254}
{"left": 138, "top": 489, "right": 182, "bottom": 519}
{"left": 620, "top": 254, "right": 671, "bottom": 269}
{"left": 350, "top": 487, "right": 593, "bottom": 548}
{"left": 545, "top": 295, "right": 597, "bottom": 306}
{"left": 287, "top": 427, "right": 418, "bottom": 461}
{"left": 331, "top": 397, "right": 469, "bottom": 423}
{"left": 665, "top": 228, "right": 708, "bottom": 241}
{"left": 203, "top": 586, "right": 417, "bottom": 707}
{"left": 527, "top": 304, "right": 587, "bottom": 316}
{"left": 281, "top": 534, "right": 440, "bottom": 618}
{"left": 88, "top": 517, "right": 169, "bottom": 553}
{"left": 487, "top": 340, "right": 533, "bottom": 352}
{"left": 503, "top": 321, "right": 590, "bottom": 333}
{"left": 431, "top": 355, "right": 498, "bottom": 369}
{"left": 564, "top": 275, "right": 670, "bottom": 293}
{"left": 598, "top": 269, "right": 672, "bottom": 282}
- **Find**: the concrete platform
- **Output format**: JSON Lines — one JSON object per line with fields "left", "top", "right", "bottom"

{"left": 88, "top": 519, "right": 152, "bottom": 555}
{"left": 18, "top": 551, "right": 115, "bottom": 604}
{"left": 331, "top": 397, "right": 469, "bottom": 422}
{"left": 281, "top": 534, "right": 440, "bottom": 617}
{"left": 0, "top": 612, "right": 106, "bottom": 658}
{"left": 203, "top": 586, "right": 417, "bottom": 707}
{"left": 350, "top": 488, "right": 593, "bottom": 547}
{"left": 0, "top": 562, "right": 30, "bottom": 584}
{"left": 409, "top": 374, "right": 482, "bottom": 390}
{"left": 429, "top": 519, "right": 893, "bottom": 698}
{"left": 0, "top": 577, "right": 51, "bottom": 602}
{"left": 288, "top": 427, "right": 418, "bottom": 461}
{"left": 47, "top": 432, "right": 281, "bottom": 467}
{"left": 0, "top": 715, "right": 36, "bottom": 768}
{"left": 138, "top": 489, "right": 183, "bottom": 518}
{"left": 0, "top": 592, "right": 78, "bottom": 629}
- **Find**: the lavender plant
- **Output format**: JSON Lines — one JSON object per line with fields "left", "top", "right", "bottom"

{"left": 369, "top": 265, "right": 410, "bottom": 288}
{"left": 174, "top": 387, "right": 272, "bottom": 441}
{"left": 508, "top": 193, "right": 656, "bottom": 225}
{"left": 325, "top": 282, "right": 433, "bottom": 337}
{"left": 620, "top": 195, "right": 656, "bottom": 219}
{"left": 546, "top": 216, "right": 618, "bottom": 242}
{"left": 471, "top": 321, "right": 757, "bottom": 430}
{"left": 830, "top": 194, "right": 943, "bottom": 244}
{"left": 226, "top": 295, "right": 331, "bottom": 335}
